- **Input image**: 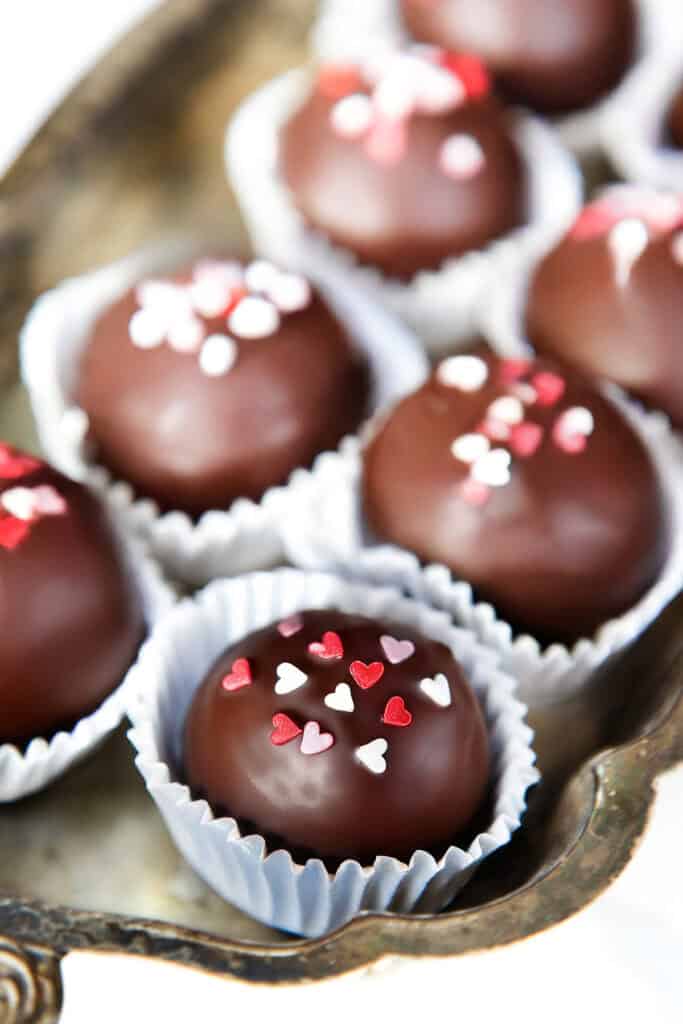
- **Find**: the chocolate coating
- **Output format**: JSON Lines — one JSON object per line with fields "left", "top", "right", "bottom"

{"left": 281, "top": 67, "right": 525, "bottom": 279}
{"left": 0, "top": 449, "right": 145, "bottom": 744}
{"left": 184, "top": 610, "right": 490, "bottom": 862}
{"left": 526, "top": 194, "right": 683, "bottom": 429}
{"left": 401, "top": 0, "right": 637, "bottom": 114}
{"left": 362, "top": 347, "right": 670, "bottom": 644}
{"left": 77, "top": 262, "right": 370, "bottom": 517}
{"left": 667, "top": 84, "right": 683, "bottom": 148}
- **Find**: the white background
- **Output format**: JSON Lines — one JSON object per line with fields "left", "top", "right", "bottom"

{"left": 1, "top": 3, "right": 682, "bottom": 1021}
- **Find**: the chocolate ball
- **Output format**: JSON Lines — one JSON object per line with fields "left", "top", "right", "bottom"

{"left": 362, "top": 347, "right": 670, "bottom": 644}
{"left": 183, "top": 610, "right": 490, "bottom": 862}
{"left": 526, "top": 188, "right": 683, "bottom": 429}
{"left": 0, "top": 446, "right": 145, "bottom": 744}
{"left": 667, "top": 84, "right": 683, "bottom": 148}
{"left": 401, "top": 0, "right": 637, "bottom": 115}
{"left": 280, "top": 49, "right": 525, "bottom": 279}
{"left": 77, "top": 259, "right": 371, "bottom": 517}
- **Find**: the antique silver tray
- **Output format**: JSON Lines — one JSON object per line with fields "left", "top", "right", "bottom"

{"left": 0, "top": 2, "right": 681, "bottom": 1020}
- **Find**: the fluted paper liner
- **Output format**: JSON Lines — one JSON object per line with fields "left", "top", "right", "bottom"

{"left": 20, "top": 250, "right": 428, "bottom": 587}
{"left": 127, "top": 569, "right": 538, "bottom": 937}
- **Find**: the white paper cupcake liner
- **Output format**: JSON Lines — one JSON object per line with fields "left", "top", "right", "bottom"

{"left": 0, "top": 529, "right": 175, "bottom": 803}
{"left": 279, "top": 383, "right": 683, "bottom": 707}
{"left": 20, "top": 250, "right": 428, "bottom": 587}
{"left": 225, "top": 68, "right": 582, "bottom": 355}
{"left": 311, "top": 0, "right": 671, "bottom": 158}
{"left": 127, "top": 568, "right": 538, "bottom": 937}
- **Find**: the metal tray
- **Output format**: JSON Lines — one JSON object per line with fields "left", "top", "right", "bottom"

{"left": 0, "top": 1, "right": 681, "bottom": 1019}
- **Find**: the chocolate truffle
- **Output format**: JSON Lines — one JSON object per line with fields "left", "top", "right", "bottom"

{"left": 401, "top": 0, "right": 637, "bottom": 115}
{"left": 280, "top": 48, "right": 525, "bottom": 279}
{"left": 667, "top": 84, "right": 683, "bottom": 149}
{"left": 526, "top": 187, "right": 683, "bottom": 429}
{"left": 362, "top": 347, "right": 670, "bottom": 644}
{"left": 184, "top": 610, "right": 490, "bottom": 862}
{"left": 77, "top": 259, "right": 371, "bottom": 517}
{"left": 0, "top": 445, "right": 145, "bottom": 744}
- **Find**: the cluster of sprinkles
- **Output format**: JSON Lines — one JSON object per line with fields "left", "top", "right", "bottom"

{"left": 0, "top": 446, "right": 67, "bottom": 551}
{"left": 220, "top": 617, "right": 453, "bottom": 775}
{"left": 320, "top": 46, "right": 489, "bottom": 174}
{"left": 436, "top": 354, "right": 595, "bottom": 507}
{"left": 128, "top": 259, "right": 311, "bottom": 377}
{"left": 569, "top": 186, "right": 683, "bottom": 289}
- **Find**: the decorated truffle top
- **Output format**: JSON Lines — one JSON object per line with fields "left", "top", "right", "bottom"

{"left": 183, "top": 610, "right": 490, "bottom": 861}
{"left": 0, "top": 445, "right": 67, "bottom": 551}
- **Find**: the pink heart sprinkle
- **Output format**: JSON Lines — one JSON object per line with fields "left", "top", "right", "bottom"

{"left": 461, "top": 478, "right": 490, "bottom": 506}
{"left": 509, "top": 422, "right": 543, "bottom": 458}
{"left": 532, "top": 372, "right": 565, "bottom": 407}
{"left": 31, "top": 485, "right": 67, "bottom": 517}
{"left": 300, "top": 721, "right": 335, "bottom": 756}
{"left": 479, "top": 418, "right": 511, "bottom": 442}
{"left": 365, "top": 115, "right": 406, "bottom": 166}
{"left": 380, "top": 635, "right": 416, "bottom": 664}
{"left": 499, "top": 359, "right": 531, "bottom": 384}
{"left": 277, "top": 614, "right": 304, "bottom": 638}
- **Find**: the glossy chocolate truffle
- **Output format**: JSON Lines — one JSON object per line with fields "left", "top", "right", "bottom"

{"left": 0, "top": 445, "right": 145, "bottom": 744}
{"left": 667, "top": 84, "right": 683, "bottom": 149}
{"left": 77, "top": 259, "right": 371, "bottom": 517}
{"left": 280, "top": 49, "right": 525, "bottom": 279}
{"left": 362, "top": 347, "right": 670, "bottom": 644}
{"left": 184, "top": 610, "right": 490, "bottom": 861}
{"left": 401, "top": 0, "right": 637, "bottom": 115}
{"left": 526, "top": 188, "right": 683, "bottom": 429}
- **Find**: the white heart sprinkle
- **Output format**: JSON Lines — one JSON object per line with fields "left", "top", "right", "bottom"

{"left": 199, "top": 335, "right": 237, "bottom": 377}
{"left": 379, "top": 635, "right": 416, "bottom": 664}
{"left": 440, "top": 133, "right": 485, "bottom": 180}
{"left": 167, "top": 316, "right": 205, "bottom": 353}
{"left": 437, "top": 355, "right": 488, "bottom": 392}
{"left": 355, "top": 738, "right": 388, "bottom": 775}
{"left": 374, "top": 73, "right": 416, "bottom": 120}
{"left": 324, "top": 683, "right": 355, "bottom": 713}
{"left": 608, "top": 218, "right": 649, "bottom": 288}
{"left": 31, "top": 485, "right": 67, "bottom": 516}
{"left": 189, "top": 277, "right": 233, "bottom": 319}
{"left": 560, "top": 406, "right": 594, "bottom": 436}
{"left": 450, "top": 433, "right": 490, "bottom": 464}
{"left": 471, "top": 448, "right": 511, "bottom": 488}
{"left": 1, "top": 487, "right": 36, "bottom": 521}
{"left": 228, "top": 296, "right": 280, "bottom": 339}
{"left": 419, "top": 673, "right": 452, "bottom": 708}
{"left": 267, "top": 273, "right": 311, "bottom": 314}
{"left": 330, "top": 93, "right": 374, "bottom": 138}
{"left": 514, "top": 383, "right": 538, "bottom": 405}
{"left": 244, "top": 260, "right": 280, "bottom": 294}
{"left": 671, "top": 231, "right": 683, "bottom": 265}
{"left": 194, "top": 259, "right": 243, "bottom": 285}
{"left": 417, "top": 66, "right": 465, "bottom": 113}
{"left": 129, "top": 308, "right": 167, "bottom": 349}
{"left": 135, "top": 280, "right": 179, "bottom": 309}
{"left": 488, "top": 396, "right": 524, "bottom": 425}
{"left": 274, "top": 662, "right": 308, "bottom": 695}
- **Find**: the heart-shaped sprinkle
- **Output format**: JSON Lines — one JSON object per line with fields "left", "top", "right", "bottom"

{"left": 324, "top": 682, "right": 355, "bottom": 713}
{"left": 461, "top": 479, "right": 490, "bottom": 506}
{"left": 0, "top": 516, "right": 31, "bottom": 551}
{"left": 499, "top": 359, "right": 531, "bottom": 384}
{"left": 330, "top": 93, "right": 374, "bottom": 139}
{"left": 221, "top": 657, "right": 252, "bottom": 692}
{"left": 277, "top": 614, "right": 303, "bottom": 638}
{"left": 418, "top": 64, "right": 466, "bottom": 113}
{"left": 308, "top": 631, "right": 344, "bottom": 660}
{"left": 419, "top": 673, "right": 452, "bottom": 708}
{"left": 479, "top": 418, "right": 510, "bottom": 442}
{"left": 355, "top": 738, "right": 388, "bottom": 775}
{"left": 275, "top": 662, "right": 308, "bottom": 695}
{"left": 382, "top": 696, "right": 412, "bottom": 727}
{"left": 267, "top": 273, "right": 311, "bottom": 314}
{"left": 450, "top": 433, "right": 490, "bottom": 464}
{"left": 437, "top": 355, "right": 488, "bottom": 392}
{"left": 270, "top": 713, "right": 302, "bottom": 746}
{"left": 365, "top": 115, "right": 407, "bottom": 165}
{"left": 31, "top": 485, "right": 67, "bottom": 516}
{"left": 553, "top": 406, "right": 595, "bottom": 454}
{"left": 608, "top": 218, "right": 649, "bottom": 288}
{"left": 471, "top": 448, "right": 511, "bottom": 488}
{"left": 439, "top": 133, "right": 485, "bottom": 180}
{"left": 167, "top": 315, "right": 205, "bottom": 353}
{"left": 514, "top": 382, "right": 538, "bottom": 405}
{"left": 228, "top": 296, "right": 280, "bottom": 339}
{"left": 317, "top": 63, "right": 363, "bottom": 100}
{"left": 0, "top": 447, "right": 41, "bottom": 480}
{"left": 487, "top": 396, "right": 524, "bottom": 425}
{"left": 300, "top": 721, "right": 335, "bottom": 755}
{"left": 532, "top": 372, "right": 565, "bottom": 407}
{"left": 350, "top": 660, "right": 385, "bottom": 690}
{"left": 1, "top": 487, "right": 37, "bottom": 521}
{"left": 199, "top": 334, "right": 237, "bottom": 377}
{"left": 129, "top": 307, "right": 167, "bottom": 349}
{"left": 439, "top": 52, "right": 490, "bottom": 100}
{"left": 189, "top": 276, "right": 234, "bottom": 319}
{"left": 509, "top": 422, "right": 544, "bottom": 458}
{"left": 380, "top": 635, "right": 415, "bottom": 664}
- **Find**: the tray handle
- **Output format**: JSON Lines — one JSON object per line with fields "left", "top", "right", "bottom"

{"left": 0, "top": 939, "right": 62, "bottom": 1024}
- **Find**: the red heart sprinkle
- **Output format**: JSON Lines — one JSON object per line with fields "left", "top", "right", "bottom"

{"left": 382, "top": 696, "right": 413, "bottom": 728}
{"left": 270, "top": 713, "right": 302, "bottom": 747}
{"left": 308, "top": 631, "right": 344, "bottom": 660}
{"left": 499, "top": 358, "right": 531, "bottom": 384}
{"left": 509, "top": 422, "right": 544, "bottom": 457}
{"left": 532, "top": 372, "right": 565, "bottom": 407}
{"left": 317, "top": 63, "right": 363, "bottom": 100}
{"left": 350, "top": 660, "right": 385, "bottom": 689}
{"left": 0, "top": 446, "right": 41, "bottom": 480}
{"left": 0, "top": 516, "right": 31, "bottom": 550}
{"left": 221, "top": 657, "right": 252, "bottom": 692}
{"left": 569, "top": 205, "right": 617, "bottom": 241}
{"left": 439, "top": 52, "right": 490, "bottom": 99}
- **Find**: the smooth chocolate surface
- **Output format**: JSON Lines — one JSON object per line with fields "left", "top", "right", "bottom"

{"left": 0, "top": 447, "right": 145, "bottom": 744}
{"left": 668, "top": 83, "right": 683, "bottom": 149}
{"left": 281, "top": 57, "right": 525, "bottom": 279}
{"left": 77, "top": 261, "right": 370, "bottom": 517}
{"left": 362, "top": 347, "right": 670, "bottom": 645}
{"left": 526, "top": 191, "right": 683, "bottom": 429}
{"left": 401, "top": 0, "right": 637, "bottom": 114}
{"left": 183, "top": 610, "right": 490, "bottom": 862}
